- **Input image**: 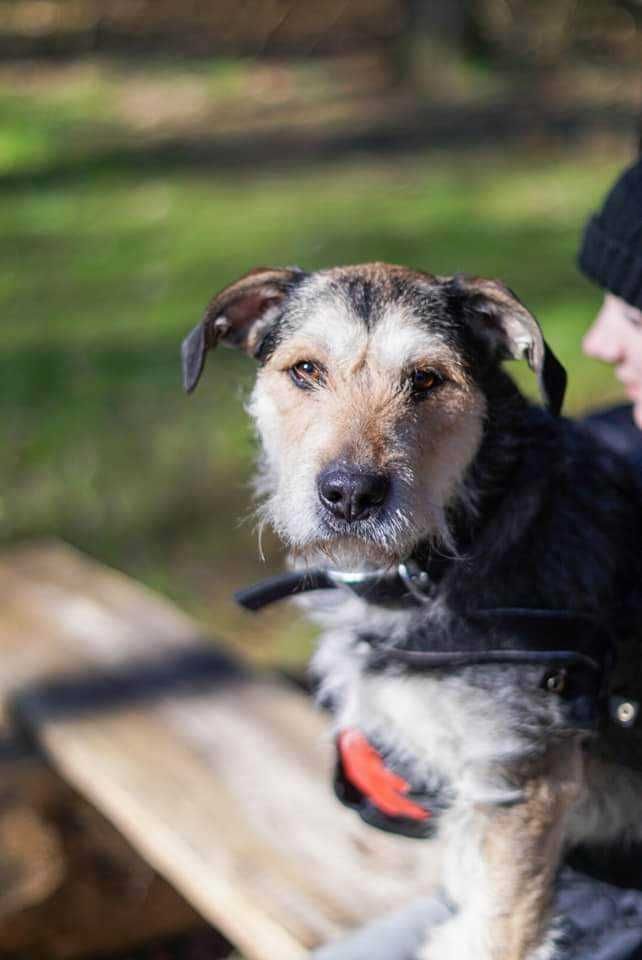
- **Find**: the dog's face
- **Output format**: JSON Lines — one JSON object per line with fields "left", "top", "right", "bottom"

{"left": 183, "top": 263, "right": 564, "bottom": 568}
{"left": 247, "top": 266, "right": 486, "bottom": 566}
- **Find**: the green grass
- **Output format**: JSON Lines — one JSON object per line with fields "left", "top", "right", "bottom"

{"left": 0, "top": 60, "right": 630, "bottom": 664}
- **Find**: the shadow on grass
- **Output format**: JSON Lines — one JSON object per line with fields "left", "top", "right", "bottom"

{"left": 0, "top": 98, "right": 637, "bottom": 193}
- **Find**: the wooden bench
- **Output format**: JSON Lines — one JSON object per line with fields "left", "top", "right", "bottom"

{"left": 0, "top": 541, "right": 435, "bottom": 959}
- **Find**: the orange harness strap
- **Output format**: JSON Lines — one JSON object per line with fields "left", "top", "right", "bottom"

{"left": 337, "top": 728, "right": 431, "bottom": 822}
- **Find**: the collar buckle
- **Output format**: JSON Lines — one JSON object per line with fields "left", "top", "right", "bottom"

{"left": 398, "top": 560, "right": 432, "bottom": 604}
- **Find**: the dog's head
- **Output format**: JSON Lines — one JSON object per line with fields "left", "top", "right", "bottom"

{"left": 183, "top": 263, "right": 565, "bottom": 567}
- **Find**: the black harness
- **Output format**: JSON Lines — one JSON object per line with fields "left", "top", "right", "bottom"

{"left": 236, "top": 563, "right": 617, "bottom": 731}
{"left": 234, "top": 399, "right": 642, "bottom": 841}
{"left": 236, "top": 562, "right": 630, "bottom": 840}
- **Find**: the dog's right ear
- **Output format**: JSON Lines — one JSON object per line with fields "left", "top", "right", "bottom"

{"left": 182, "top": 266, "right": 306, "bottom": 393}
{"left": 445, "top": 274, "right": 567, "bottom": 416}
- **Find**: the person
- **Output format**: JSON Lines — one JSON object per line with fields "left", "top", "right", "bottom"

{"left": 583, "top": 293, "right": 642, "bottom": 430}
{"left": 312, "top": 154, "right": 642, "bottom": 960}
{"left": 579, "top": 154, "right": 642, "bottom": 473}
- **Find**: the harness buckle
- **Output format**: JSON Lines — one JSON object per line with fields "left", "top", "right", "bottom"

{"left": 398, "top": 560, "right": 432, "bottom": 604}
{"left": 610, "top": 697, "right": 640, "bottom": 728}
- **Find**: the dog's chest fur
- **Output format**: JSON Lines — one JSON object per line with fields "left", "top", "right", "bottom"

{"left": 312, "top": 599, "right": 565, "bottom": 812}
{"left": 309, "top": 407, "right": 642, "bottom": 858}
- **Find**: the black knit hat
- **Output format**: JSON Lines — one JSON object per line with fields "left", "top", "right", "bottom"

{"left": 578, "top": 157, "right": 642, "bottom": 310}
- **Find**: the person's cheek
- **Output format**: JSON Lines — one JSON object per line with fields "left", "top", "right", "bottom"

{"left": 581, "top": 324, "right": 600, "bottom": 359}
{"left": 583, "top": 314, "right": 618, "bottom": 363}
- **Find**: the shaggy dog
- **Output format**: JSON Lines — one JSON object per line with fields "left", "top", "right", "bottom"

{"left": 183, "top": 263, "right": 642, "bottom": 960}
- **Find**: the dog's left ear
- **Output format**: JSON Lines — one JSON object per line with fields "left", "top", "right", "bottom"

{"left": 182, "top": 266, "right": 306, "bottom": 393}
{"left": 448, "top": 274, "right": 567, "bottom": 416}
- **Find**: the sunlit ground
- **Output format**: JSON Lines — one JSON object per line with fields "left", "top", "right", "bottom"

{"left": 0, "top": 55, "right": 633, "bottom": 667}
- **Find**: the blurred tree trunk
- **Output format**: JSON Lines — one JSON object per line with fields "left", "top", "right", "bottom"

{"left": 405, "top": 0, "right": 470, "bottom": 48}
{"left": 385, "top": 0, "right": 483, "bottom": 92}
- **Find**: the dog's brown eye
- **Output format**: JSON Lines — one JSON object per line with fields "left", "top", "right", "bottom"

{"left": 408, "top": 369, "right": 443, "bottom": 399}
{"left": 290, "top": 360, "right": 324, "bottom": 389}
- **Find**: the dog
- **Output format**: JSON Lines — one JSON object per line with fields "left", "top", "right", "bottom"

{"left": 183, "top": 263, "right": 642, "bottom": 960}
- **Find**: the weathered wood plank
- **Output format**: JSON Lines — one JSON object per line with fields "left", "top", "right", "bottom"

{"left": 1, "top": 541, "right": 436, "bottom": 959}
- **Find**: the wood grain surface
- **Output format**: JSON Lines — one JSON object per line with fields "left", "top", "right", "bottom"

{"left": 1, "top": 541, "right": 436, "bottom": 959}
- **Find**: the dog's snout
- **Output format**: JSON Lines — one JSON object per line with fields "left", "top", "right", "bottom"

{"left": 318, "top": 466, "right": 389, "bottom": 522}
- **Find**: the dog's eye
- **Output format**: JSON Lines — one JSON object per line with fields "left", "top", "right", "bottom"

{"left": 289, "top": 360, "right": 324, "bottom": 389}
{"left": 408, "top": 369, "right": 443, "bottom": 399}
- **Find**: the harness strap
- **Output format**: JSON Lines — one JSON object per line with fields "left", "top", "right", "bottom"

{"left": 334, "top": 728, "right": 439, "bottom": 840}
{"left": 365, "top": 607, "right": 610, "bottom": 673}
{"left": 337, "top": 729, "right": 431, "bottom": 823}
{"left": 236, "top": 569, "right": 631, "bottom": 733}
{"left": 381, "top": 648, "right": 600, "bottom": 671}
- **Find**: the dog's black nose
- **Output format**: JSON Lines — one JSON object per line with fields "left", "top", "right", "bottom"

{"left": 317, "top": 466, "right": 389, "bottom": 522}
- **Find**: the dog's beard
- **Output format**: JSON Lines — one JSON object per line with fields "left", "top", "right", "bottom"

{"left": 253, "top": 461, "right": 473, "bottom": 570}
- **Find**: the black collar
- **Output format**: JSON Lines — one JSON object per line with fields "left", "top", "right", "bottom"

{"left": 234, "top": 558, "right": 440, "bottom": 612}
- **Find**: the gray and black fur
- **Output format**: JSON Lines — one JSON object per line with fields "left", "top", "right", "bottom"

{"left": 183, "top": 263, "right": 642, "bottom": 960}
